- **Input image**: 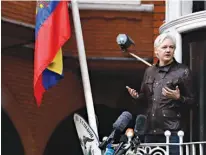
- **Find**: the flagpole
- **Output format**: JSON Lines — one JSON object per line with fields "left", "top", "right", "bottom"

{"left": 71, "top": 0, "right": 99, "bottom": 139}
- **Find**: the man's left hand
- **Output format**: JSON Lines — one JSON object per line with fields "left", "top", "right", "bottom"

{"left": 162, "top": 86, "right": 180, "bottom": 100}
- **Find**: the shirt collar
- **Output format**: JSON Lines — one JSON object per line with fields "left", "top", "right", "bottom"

{"left": 155, "top": 58, "right": 177, "bottom": 72}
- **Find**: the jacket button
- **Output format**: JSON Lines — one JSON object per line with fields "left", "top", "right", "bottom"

{"left": 153, "top": 98, "right": 156, "bottom": 101}
{"left": 154, "top": 130, "right": 156, "bottom": 133}
{"left": 163, "top": 114, "right": 166, "bottom": 116}
{"left": 152, "top": 114, "right": 155, "bottom": 116}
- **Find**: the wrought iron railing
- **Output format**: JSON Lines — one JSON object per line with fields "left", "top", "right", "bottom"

{"left": 125, "top": 131, "right": 206, "bottom": 155}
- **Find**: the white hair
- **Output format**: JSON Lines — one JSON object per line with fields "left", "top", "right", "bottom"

{"left": 154, "top": 33, "right": 176, "bottom": 49}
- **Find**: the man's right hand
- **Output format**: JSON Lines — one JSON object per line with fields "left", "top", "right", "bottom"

{"left": 126, "top": 86, "right": 139, "bottom": 99}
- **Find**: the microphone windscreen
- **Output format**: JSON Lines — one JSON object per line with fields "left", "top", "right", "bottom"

{"left": 113, "top": 111, "right": 133, "bottom": 132}
{"left": 134, "top": 114, "right": 147, "bottom": 135}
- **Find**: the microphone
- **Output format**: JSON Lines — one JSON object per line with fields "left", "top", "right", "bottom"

{"left": 99, "top": 111, "right": 132, "bottom": 150}
{"left": 116, "top": 34, "right": 135, "bottom": 52}
{"left": 116, "top": 115, "right": 145, "bottom": 155}
{"left": 115, "top": 142, "right": 131, "bottom": 155}
{"left": 131, "top": 136, "right": 141, "bottom": 154}
{"left": 113, "top": 134, "right": 128, "bottom": 155}
{"left": 130, "top": 114, "right": 146, "bottom": 154}
{"left": 114, "top": 128, "right": 134, "bottom": 155}
{"left": 134, "top": 114, "right": 147, "bottom": 136}
{"left": 115, "top": 135, "right": 140, "bottom": 155}
{"left": 115, "top": 128, "right": 134, "bottom": 155}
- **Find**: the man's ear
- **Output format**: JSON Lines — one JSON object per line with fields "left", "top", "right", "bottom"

{"left": 154, "top": 48, "right": 159, "bottom": 58}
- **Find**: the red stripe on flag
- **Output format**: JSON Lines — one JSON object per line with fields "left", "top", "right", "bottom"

{"left": 34, "top": 75, "right": 45, "bottom": 106}
{"left": 34, "top": 1, "right": 70, "bottom": 106}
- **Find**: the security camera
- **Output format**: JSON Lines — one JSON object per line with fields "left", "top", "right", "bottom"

{"left": 116, "top": 34, "right": 135, "bottom": 52}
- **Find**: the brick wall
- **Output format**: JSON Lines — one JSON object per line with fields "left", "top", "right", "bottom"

{"left": 2, "top": 55, "right": 86, "bottom": 155}
{"left": 2, "top": 1, "right": 165, "bottom": 154}
{"left": 65, "top": 10, "right": 154, "bottom": 59}
{"left": 1, "top": 1, "right": 158, "bottom": 59}
{"left": 2, "top": 1, "right": 165, "bottom": 62}
{"left": 142, "top": 0, "right": 166, "bottom": 63}
{"left": 1, "top": 1, "right": 36, "bottom": 25}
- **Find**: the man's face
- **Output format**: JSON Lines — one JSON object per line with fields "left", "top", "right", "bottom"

{"left": 155, "top": 38, "right": 175, "bottom": 63}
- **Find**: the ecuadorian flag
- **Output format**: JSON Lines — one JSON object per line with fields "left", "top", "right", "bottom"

{"left": 34, "top": 1, "right": 71, "bottom": 106}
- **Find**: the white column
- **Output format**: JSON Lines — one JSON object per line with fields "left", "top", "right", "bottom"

{"left": 175, "top": 32, "right": 182, "bottom": 63}
{"left": 71, "top": 0, "right": 99, "bottom": 139}
{"left": 165, "top": 0, "right": 169, "bottom": 22}
{"left": 181, "top": 0, "right": 193, "bottom": 16}
{"left": 164, "top": 130, "right": 171, "bottom": 155}
{"left": 169, "top": 30, "right": 182, "bottom": 63}
{"left": 178, "top": 131, "right": 184, "bottom": 155}
{"left": 166, "top": 0, "right": 182, "bottom": 22}
{"left": 177, "top": 0, "right": 182, "bottom": 17}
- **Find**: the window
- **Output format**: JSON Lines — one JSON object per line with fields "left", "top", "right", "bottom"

{"left": 192, "top": 1, "right": 206, "bottom": 13}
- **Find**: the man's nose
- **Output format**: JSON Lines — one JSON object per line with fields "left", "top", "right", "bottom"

{"left": 166, "top": 47, "right": 171, "bottom": 52}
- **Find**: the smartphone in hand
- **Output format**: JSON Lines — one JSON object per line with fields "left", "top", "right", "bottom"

{"left": 126, "top": 86, "right": 139, "bottom": 99}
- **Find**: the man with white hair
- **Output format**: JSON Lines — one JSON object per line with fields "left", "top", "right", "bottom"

{"left": 127, "top": 33, "right": 194, "bottom": 155}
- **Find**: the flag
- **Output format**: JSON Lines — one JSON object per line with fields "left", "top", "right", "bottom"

{"left": 34, "top": 1, "right": 71, "bottom": 106}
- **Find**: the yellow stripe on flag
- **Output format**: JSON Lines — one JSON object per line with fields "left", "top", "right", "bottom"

{"left": 47, "top": 49, "right": 63, "bottom": 75}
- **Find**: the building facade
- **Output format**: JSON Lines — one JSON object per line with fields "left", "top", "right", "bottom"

{"left": 4, "top": 1, "right": 206, "bottom": 155}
